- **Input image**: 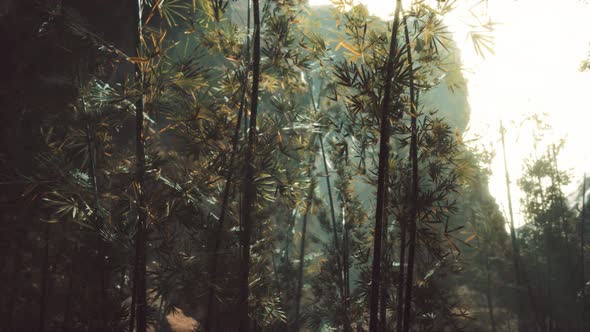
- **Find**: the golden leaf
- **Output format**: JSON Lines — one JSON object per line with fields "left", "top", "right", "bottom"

{"left": 127, "top": 56, "right": 149, "bottom": 64}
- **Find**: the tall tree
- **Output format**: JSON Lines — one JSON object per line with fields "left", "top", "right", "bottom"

{"left": 130, "top": 1, "right": 148, "bottom": 331}
{"left": 239, "top": 0, "right": 261, "bottom": 329}
{"left": 317, "top": 93, "right": 346, "bottom": 305}
{"left": 205, "top": 1, "right": 251, "bottom": 329}
{"left": 294, "top": 141, "right": 317, "bottom": 329}
{"left": 400, "top": 7, "right": 419, "bottom": 331}
{"left": 369, "top": 1, "right": 402, "bottom": 330}
{"left": 500, "top": 121, "right": 525, "bottom": 332}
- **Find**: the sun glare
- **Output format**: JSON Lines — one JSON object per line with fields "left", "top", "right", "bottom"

{"left": 310, "top": 0, "right": 590, "bottom": 226}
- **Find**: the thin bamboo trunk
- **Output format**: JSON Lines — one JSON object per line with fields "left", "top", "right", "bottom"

{"left": 309, "top": 80, "right": 348, "bottom": 327}
{"left": 83, "top": 93, "right": 107, "bottom": 328}
{"left": 379, "top": 230, "right": 387, "bottom": 332}
{"left": 500, "top": 121, "right": 544, "bottom": 331}
{"left": 379, "top": 176, "right": 390, "bottom": 332}
{"left": 342, "top": 203, "right": 351, "bottom": 323}
{"left": 271, "top": 252, "right": 284, "bottom": 301}
{"left": 239, "top": 0, "right": 261, "bottom": 329}
{"left": 551, "top": 144, "right": 567, "bottom": 237}
{"left": 131, "top": 1, "right": 148, "bottom": 331}
{"left": 473, "top": 208, "right": 498, "bottom": 332}
{"left": 500, "top": 121, "right": 524, "bottom": 331}
{"left": 204, "top": 1, "right": 251, "bottom": 327}
{"left": 319, "top": 134, "right": 345, "bottom": 298}
{"left": 395, "top": 216, "right": 407, "bottom": 332}
{"left": 62, "top": 207, "right": 77, "bottom": 332}
{"left": 294, "top": 179, "right": 312, "bottom": 328}
{"left": 532, "top": 141, "right": 552, "bottom": 331}
{"left": 401, "top": 12, "right": 418, "bottom": 332}
{"left": 369, "top": 1, "right": 402, "bottom": 330}
{"left": 379, "top": 274, "right": 387, "bottom": 332}
{"left": 545, "top": 229, "right": 553, "bottom": 332}
{"left": 550, "top": 144, "right": 569, "bottom": 330}
{"left": 294, "top": 118, "right": 318, "bottom": 328}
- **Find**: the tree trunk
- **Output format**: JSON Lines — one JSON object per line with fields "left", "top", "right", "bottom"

{"left": 294, "top": 142, "right": 317, "bottom": 329}
{"left": 545, "top": 228, "right": 553, "bottom": 332}
{"left": 500, "top": 121, "right": 526, "bottom": 332}
{"left": 294, "top": 194, "right": 311, "bottom": 328}
{"left": 505, "top": 126, "right": 545, "bottom": 331}
{"left": 205, "top": 1, "right": 251, "bottom": 328}
{"left": 310, "top": 85, "right": 351, "bottom": 331}
{"left": 379, "top": 220, "right": 388, "bottom": 332}
{"left": 395, "top": 216, "right": 407, "bottom": 332}
{"left": 379, "top": 173, "right": 391, "bottom": 332}
{"left": 551, "top": 144, "right": 567, "bottom": 237}
{"left": 472, "top": 208, "right": 497, "bottom": 332}
{"left": 309, "top": 79, "right": 349, "bottom": 329}
{"left": 239, "top": 0, "right": 261, "bottom": 329}
{"left": 369, "top": 1, "right": 402, "bottom": 330}
{"left": 83, "top": 93, "right": 108, "bottom": 329}
{"left": 401, "top": 12, "right": 418, "bottom": 332}
{"left": 131, "top": 1, "right": 148, "bottom": 331}
{"left": 342, "top": 203, "right": 351, "bottom": 325}
{"left": 319, "top": 133, "right": 345, "bottom": 298}
{"left": 379, "top": 272, "right": 387, "bottom": 332}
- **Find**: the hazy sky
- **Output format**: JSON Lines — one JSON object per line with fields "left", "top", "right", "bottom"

{"left": 310, "top": 0, "right": 590, "bottom": 226}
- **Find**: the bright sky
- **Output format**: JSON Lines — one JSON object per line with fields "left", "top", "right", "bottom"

{"left": 310, "top": 0, "right": 590, "bottom": 226}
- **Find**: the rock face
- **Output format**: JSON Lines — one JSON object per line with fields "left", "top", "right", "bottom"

{"left": 307, "top": 5, "right": 471, "bottom": 131}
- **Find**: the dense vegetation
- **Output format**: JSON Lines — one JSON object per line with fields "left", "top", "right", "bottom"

{"left": 1, "top": 1, "right": 588, "bottom": 331}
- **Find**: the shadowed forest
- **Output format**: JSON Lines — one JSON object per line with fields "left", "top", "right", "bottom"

{"left": 1, "top": 0, "right": 589, "bottom": 331}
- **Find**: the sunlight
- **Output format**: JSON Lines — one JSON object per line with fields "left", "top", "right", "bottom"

{"left": 452, "top": 0, "right": 590, "bottom": 226}
{"left": 310, "top": 0, "right": 590, "bottom": 226}
{"left": 6, "top": 1, "right": 590, "bottom": 329}
{"left": 310, "top": 0, "right": 395, "bottom": 18}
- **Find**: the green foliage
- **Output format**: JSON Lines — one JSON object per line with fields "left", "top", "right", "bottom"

{"left": 3, "top": 1, "right": 561, "bottom": 332}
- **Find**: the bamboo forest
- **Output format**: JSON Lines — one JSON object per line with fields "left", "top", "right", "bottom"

{"left": 3, "top": 0, "right": 590, "bottom": 331}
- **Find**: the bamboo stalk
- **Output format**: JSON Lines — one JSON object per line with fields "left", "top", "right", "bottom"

{"left": 82, "top": 89, "right": 108, "bottom": 329}
{"left": 239, "top": 0, "right": 261, "bottom": 329}
{"left": 309, "top": 79, "right": 349, "bottom": 329}
{"left": 294, "top": 140, "right": 317, "bottom": 329}
{"left": 131, "top": 1, "right": 148, "bottom": 331}
{"left": 401, "top": 11, "right": 418, "bottom": 332}
{"left": 369, "top": 1, "right": 402, "bottom": 329}
{"left": 319, "top": 132, "right": 345, "bottom": 297}
{"left": 500, "top": 121, "right": 525, "bottom": 331}
{"left": 204, "top": 1, "right": 252, "bottom": 328}
{"left": 501, "top": 122, "right": 546, "bottom": 330}
{"left": 395, "top": 214, "right": 407, "bottom": 332}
